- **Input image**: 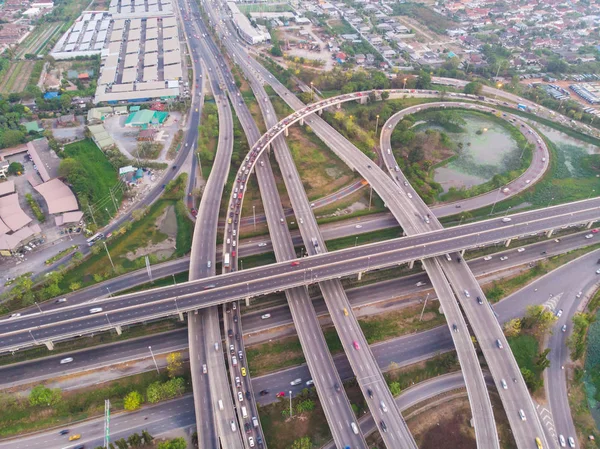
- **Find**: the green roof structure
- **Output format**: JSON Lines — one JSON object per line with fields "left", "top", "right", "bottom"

{"left": 124, "top": 110, "right": 168, "bottom": 129}
{"left": 23, "top": 121, "right": 42, "bottom": 133}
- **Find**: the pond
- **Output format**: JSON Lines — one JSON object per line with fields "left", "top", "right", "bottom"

{"left": 430, "top": 114, "right": 522, "bottom": 192}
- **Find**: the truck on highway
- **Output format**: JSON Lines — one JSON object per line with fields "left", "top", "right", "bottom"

{"left": 517, "top": 103, "right": 527, "bottom": 111}
{"left": 224, "top": 253, "right": 230, "bottom": 268}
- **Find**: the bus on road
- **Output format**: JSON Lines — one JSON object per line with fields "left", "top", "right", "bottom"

{"left": 86, "top": 233, "right": 105, "bottom": 247}
{"left": 224, "top": 253, "right": 230, "bottom": 268}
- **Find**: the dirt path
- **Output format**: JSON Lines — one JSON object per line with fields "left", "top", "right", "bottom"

{"left": 0, "top": 63, "right": 18, "bottom": 93}
{"left": 12, "top": 62, "right": 35, "bottom": 93}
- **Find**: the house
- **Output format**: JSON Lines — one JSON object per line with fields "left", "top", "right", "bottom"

{"left": 355, "top": 53, "right": 366, "bottom": 64}
{"left": 335, "top": 52, "right": 347, "bottom": 63}
{"left": 57, "top": 114, "right": 77, "bottom": 126}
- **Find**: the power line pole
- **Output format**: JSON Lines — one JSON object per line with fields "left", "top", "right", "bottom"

{"left": 87, "top": 203, "right": 98, "bottom": 227}
{"left": 102, "top": 242, "right": 116, "bottom": 272}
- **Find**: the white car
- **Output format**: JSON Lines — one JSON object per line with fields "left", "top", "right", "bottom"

{"left": 517, "top": 248, "right": 525, "bottom": 253}
{"left": 568, "top": 437, "right": 575, "bottom": 448}
{"left": 559, "top": 435, "right": 566, "bottom": 447}
{"left": 518, "top": 409, "right": 526, "bottom": 421}
{"left": 576, "top": 291, "right": 582, "bottom": 298}
{"left": 586, "top": 234, "right": 594, "bottom": 239}
{"left": 238, "top": 391, "right": 244, "bottom": 402}
{"left": 355, "top": 225, "right": 362, "bottom": 229}
{"left": 500, "top": 256, "right": 508, "bottom": 261}
{"left": 89, "top": 307, "right": 103, "bottom": 314}
{"left": 202, "top": 364, "right": 207, "bottom": 374}
{"left": 464, "top": 290, "right": 470, "bottom": 298}
{"left": 290, "top": 378, "right": 302, "bottom": 386}
{"left": 501, "top": 379, "right": 507, "bottom": 389}
{"left": 60, "top": 357, "right": 74, "bottom": 364}
{"left": 258, "top": 242, "right": 267, "bottom": 247}
{"left": 483, "top": 256, "right": 492, "bottom": 261}
{"left": 407, "top": 193, "right": 413, "bottom": 199}
{"left": 261, "top": 313, "right": 271, "bottom": 320}
{"left": 248, "top": 437, "right": 255, "bottom": 448}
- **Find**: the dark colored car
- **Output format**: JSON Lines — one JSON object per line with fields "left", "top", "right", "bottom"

{"left": 259, "top": 390, "right": 269, "bottom": 396}
{"left": 228, "top": 329, "right": 233, "bottom": 339}
{"left": 334, "top": 383, "right": 341, "bottom": 393}
{"left": 367, "top": 389, "right": 373, "bottom": 399}
{"left": 477, "top": 296, "right": 483, "bottom": 305}
{"left": 245, "top": 390, "right": 251, "bottom": 400}
{"left": 59, "top": 429, "right": 70, "bottom": 435}
{"left": 233, "top": 314, "right": 238, "bottom": 323}
{"left": 380, "top": 420, "right": 388, "bottom": 433}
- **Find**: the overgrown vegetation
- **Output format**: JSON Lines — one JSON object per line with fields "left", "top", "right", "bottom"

{"left": 25, "top": 193, "right": 45, "bottom": 222}
{"left": 197, "top": 100, "right": 219, "bottom": 178}
{"left": 0, "top": 369, "right": 189, "bottom": 437}
{"left": 59, "top": 139, "right": 123, "bottom": 226}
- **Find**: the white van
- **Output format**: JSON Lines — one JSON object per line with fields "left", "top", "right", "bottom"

{"left": 252, "top": 416, "right": 258, "bottom": 428}
{"left": 502, "top": 217, "right": 512, "bottom": 223}
{"left": 89, "top": 307, "right": 103, "bottom": 314}
{"left": 218, "top": 400, "right": 224, "bottom": 410}
{"left": 241, "top": 406, "right": 248, "bottom": 418}
{"left": 351, "top": 422, "right": 359, "bottom": 434}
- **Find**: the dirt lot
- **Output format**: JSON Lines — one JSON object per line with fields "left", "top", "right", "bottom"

{"left": 277, "top": 25, "right": 334, "bottom": 71}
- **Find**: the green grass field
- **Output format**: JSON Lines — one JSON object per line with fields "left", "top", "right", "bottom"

{"left": 61, "top": 139, "right": 122, "bottom": 225}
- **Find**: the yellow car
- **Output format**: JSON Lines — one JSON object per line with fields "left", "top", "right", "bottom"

{"left": 69, "top": 434, "right": 81, "bottom": 441}
{"left": 241, "top": 367, "right": 247, "bottom": 377}
{"left": 343, "top": 308, "right": 348, "bottom": 316}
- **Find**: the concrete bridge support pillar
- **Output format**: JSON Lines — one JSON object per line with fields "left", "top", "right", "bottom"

{"left": 44, "top": 341, "right": 54, "bottom": 350}
{"left": 318, "top": 109, "right": 323, "bottom": 116}
{"left": 409, "top": 260, "right": 415, "bottom": 270}
{"left": 336, "top": 103, "right": 341, "bottom": 110}
{"left": 245, "top": 297, "right": 251, "bottom": 307}
{"left": 460, "top": 249, "right": 466, "bottom": 256}
{"left": 505, "top": 238, "right": 512, "bottom": 247}
{"left": 115, "top": 325, "right": 122, "bottom": 335}
{"left": 357, "top": 271, "right": 363, "bottom": 281}
{"left": 299, "top": 117, "right": 304, "bottom": 126}
{"left": 587, "top": 221, "right": 595, "bottom": 229}
{"left": 546, "top": 229, "right": 554, "bottom": 238}
{"left": 284, "top": 126, "right": 289, "bottom": 137}
{"left": 178, "top": 312, "right": 184, "bottom": 322}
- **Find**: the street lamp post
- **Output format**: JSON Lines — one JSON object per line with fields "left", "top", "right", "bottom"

{"left": 403, "top": 78, "right": 407, "bottom": 90}
{"left": 34, "top": 301, "right": 43, "bottom": 314}
{"left": 588, "top": 189, "right": 596, "bottom": 200}
{"left": 240, "top": 259, "right": 244, "bottom": 271}
{"left": 355, "top": 236, "right": 358, "bottom": 247}
{"left": 253, "top": 205, "right": 256, "bottom": 230}
{"left": 310, "top": 82, "right": 314, "bottom": 101}
{"left": 547, "top": 197, "right": 555, "bottom": 208}
{"left": 148, "top": 346, "right": 160, "bottom": 373}
{"left": 289, "top": 391, "right": 293, "bottom": 417}
{"left": 489, "top": 188, "right": 502, "bottom": 216}
{"left": 106, "top": 286, "right": 111, "bottom": 297}
{"left": 504, "top": 206, "right": 512, "bottom": 217}
{"left": 419, "top": 292, "right": 430, "bottom": 321}
{"left": 375, "top": 114, "right": 380, "bottom": 136}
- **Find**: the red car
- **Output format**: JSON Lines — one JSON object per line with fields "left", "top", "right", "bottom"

{"left": 291, "top": 261, "right": 300, "bottom": 267}
{"left": 232, "top": 250, "right": 236, "bottom": 257}
{"left": 276, "top": 392, "right": 285, "bottom": 398}
{"left": 353, "top": 341, "right": 360, "bottom": 350}
{"left": 593, "top": 229, "right": 599, "bottom": 234}
{"left": 191, "top": 208, "right": 197, "bottom": 217}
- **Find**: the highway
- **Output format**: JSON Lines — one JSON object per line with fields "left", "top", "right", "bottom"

{"left": 380, "top": 101, "right": 550, "bottom": 216}
{"left": 200, "top": 5, "right": 366, "bottom": 446}
{"left": 177, "top": 0, "right": 239, "bottom": 446}
{"left": 380, "top": 106, "right": 549, "bottom": 449}
{"left": 2, "top": 198, "right": 600, "bottom": 352}
{"left": 6, "top": 235, "right": 596, "bottom": 449}
{"left": 0, "top": 229, "right": 594, "bottom": 389}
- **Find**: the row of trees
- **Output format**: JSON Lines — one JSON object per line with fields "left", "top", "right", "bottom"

{"left": 94, "top": 430, "right": 154, "bottom": 449}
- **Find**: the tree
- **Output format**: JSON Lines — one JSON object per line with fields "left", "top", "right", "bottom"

{"left": 166, "top": 352, "right": 183, "bottom": 378}
{"left": 522, "top": 305, "right": 557, "bottom": 335}
{"left": 521, "top": 367, "right": 543, "bottom": 392}
{"left": 381, "top": 91, "right": 390, "bottom": 100}
{"left": 389, "top": 381, "right": 401, "bottom": 396}
{"left": 124, "top": 391, "right": 143, "bottom": 411}
{"left": 270, "top": 45, "right": 282, "bottom": 57}
{"left": 114, "top": 439, "right": 128, "bottom": 449}
{"left": 141, "top": 430, "right": 154, "bottom": 444}
{"left": 503, "top": 318, "right": 522, "bottom": 337}
{"left": 463, "top": 81, "right": 483, "bottom": 96}
{"left": 69, "top": 281, "right": 81, "bottom": 292}
{"left": 7, "top": 161, "right": 23, "bottom": 175}
{"left": 535, "top": 348, "right": 551, "bottom": 371}
{"left": 0, "top": 129, "right": 26, "bottom": 148}
{"left": 127, "top": 433, "right": 143, "bottom": 447}
{"left": 29, "top": 385, "right": 61, "bottom": 407}
{"left": 157, "top": 437, "right": 187, "bottom": 449}
{"left": 415, "top": 70, "right": 431, "bottom": 89}
{"left": 289, "top": 437, "right": 312, "bottom": 449}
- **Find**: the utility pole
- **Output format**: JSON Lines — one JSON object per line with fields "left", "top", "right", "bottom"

{"left": 109, "top": 189, "right": 119, "bottom": 215}
{"left": 253, "top": 205, "right": 256, "bottom": 230}
{"left": 87, "top": 203, "right": 98, "bottom": 227}
{"left": 419, "top": 292, "right": 430, "bottom": 321}
{"left": 102, "top": 242, "right": 116, "bottom": 272}
{"left": 489, "top": 188, "right": 502, "bottom": 216}
{"left": 375, "top": 114, "right": 379, "bottom": 135}
{"left": 148, "top": 346, "right": 160, "bottom": 373}
{"left": 368, "top": 186, "right": 373, "bottom": 211}
{"left": 145, "top": 255, "right": 153, "bottom": 282}
{"left": 289, "top": 391, "right": 293, "bottom": 417}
